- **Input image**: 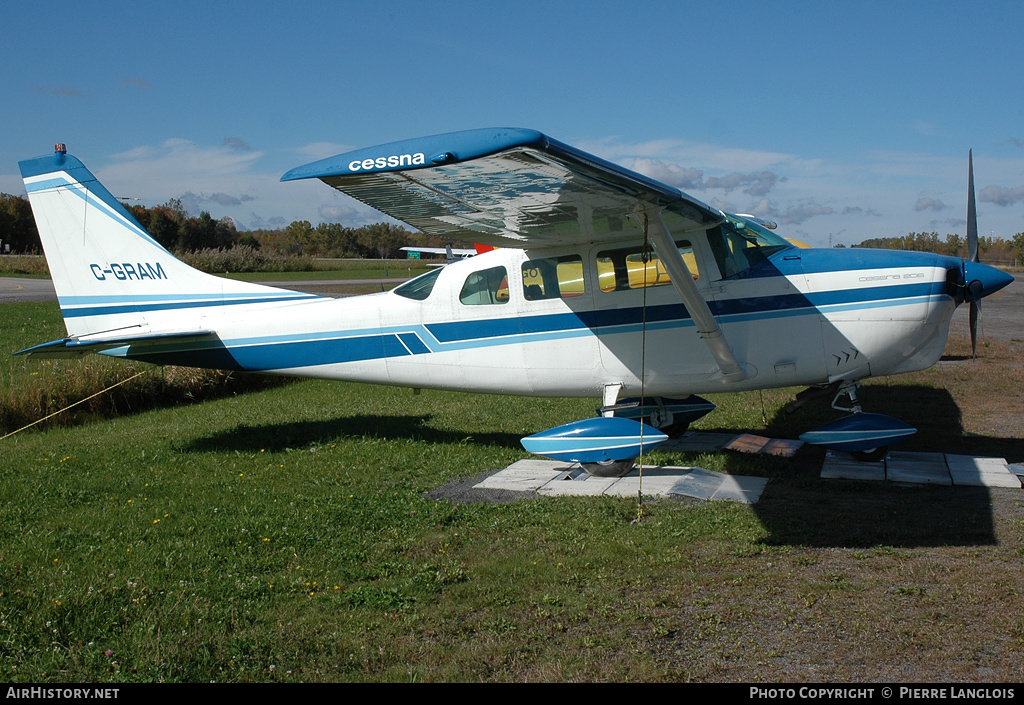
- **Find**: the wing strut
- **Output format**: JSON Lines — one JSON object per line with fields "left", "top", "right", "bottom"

{"left": 642, "top": 207, "right": 750, "bottom": 383}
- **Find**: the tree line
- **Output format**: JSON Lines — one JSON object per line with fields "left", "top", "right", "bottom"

{"left": 852, "top": 231, "right": 1024, "bottom": 264}
{"left": 0, "top": 193, "right": 458, "bottom": 259}
{"left": 0, "top": 193, "right": 37, "bottom": 253}
{"left": 2, "top": 191, "right": 1022, "bottom": 263}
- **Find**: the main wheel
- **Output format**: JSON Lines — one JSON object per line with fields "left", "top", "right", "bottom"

{"left": 661, "top": 422, "right": 690, "bottom": 438}
{"left": 649, "top": 406, "right": 674, "bottom": 430}
{"left": 851, "top": 447, "right": 888, "bottom": 462}
{"left": 581, "top": 459, "right": 635, "bottom": 477}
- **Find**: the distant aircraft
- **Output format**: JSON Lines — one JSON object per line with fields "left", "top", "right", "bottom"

{"left": 400, "top": 244, "right": 476, "bottom": 266}
{"left": 17, "top": 133, "right": 1012, "bottom": 474}
{"left": 400, "top": 245, "right": 476, "bottom": 259}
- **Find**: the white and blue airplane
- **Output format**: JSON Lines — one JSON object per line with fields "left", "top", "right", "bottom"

{"left": 17, "top": 130, "right": 1013, "bottom": 474}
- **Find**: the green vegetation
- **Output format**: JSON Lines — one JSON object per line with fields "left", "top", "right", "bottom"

{"left": 124, "top": 198, "right": 462, "bottom": 261}
{"left": 854, "top": 230, "right": 1024, "bottom": 266}
{"left": 1, "top": 321, "right": 1023, "bottom": 681}
{"left": 0, "top": 193, "right": 37, "bottom": 253}
{"left": 0, "top": 255, "right": 50, "bottom": 277}
{"left": 0, "top": 303, "right": 290, "bottom": 437}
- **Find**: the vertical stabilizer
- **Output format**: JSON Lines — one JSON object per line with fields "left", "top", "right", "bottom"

{"left": 19, "top": 145, "right": 318, "bottom": 338}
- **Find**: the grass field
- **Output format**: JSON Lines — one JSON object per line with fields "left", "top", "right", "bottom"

{"left": 0, "top": 303, "right": 1022, "bottom": 682}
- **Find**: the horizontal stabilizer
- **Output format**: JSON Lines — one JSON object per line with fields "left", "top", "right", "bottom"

{"left": 16, "top": 329, "right": 216, "bottom": 358}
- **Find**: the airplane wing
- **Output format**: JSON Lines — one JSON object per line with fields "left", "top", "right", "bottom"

{"left": 281, "top": 128, "right": 724, "bottom": 248}
{"left": 283, "top": 128, "right": 748, "bottom": 382}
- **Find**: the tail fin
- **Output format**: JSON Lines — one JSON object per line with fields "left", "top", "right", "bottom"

{"left": 19, "top": 145, "right": 317, "bottom": 340}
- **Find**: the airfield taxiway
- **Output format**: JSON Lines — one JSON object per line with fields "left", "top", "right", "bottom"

{"left": 0, "top": 275, "right": 56, "bottom": 303}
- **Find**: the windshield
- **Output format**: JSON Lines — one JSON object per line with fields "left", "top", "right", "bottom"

{"left": 393, "top": 267, "right": 442, "bottom": 300}
{"left": 707, "top": 213, "right": 793, "bottom": 279}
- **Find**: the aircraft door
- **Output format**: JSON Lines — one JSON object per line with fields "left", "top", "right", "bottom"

{"left": 702, "top": 225, "right": 829, "bottom": 388}
{"left": 518, "top": 251, "right": 603, "bottom": 396}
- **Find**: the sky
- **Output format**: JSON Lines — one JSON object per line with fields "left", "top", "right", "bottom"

{"left": 3, "top": 0, "right": 1024, "bottom": 247}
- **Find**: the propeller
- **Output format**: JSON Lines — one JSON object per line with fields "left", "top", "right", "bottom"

{"left": 966, "top": 149, "right": 982, "bottom": 357}
{"left": 943, "top": 153, "right": 1011, "bottom": 355}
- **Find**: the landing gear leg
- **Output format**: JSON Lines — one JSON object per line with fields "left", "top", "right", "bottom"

{"left": 831, "top": 380, "right": 863, "bottom": 414}
{"left": 643, "top": 398, "right": 690, "bottom": 438}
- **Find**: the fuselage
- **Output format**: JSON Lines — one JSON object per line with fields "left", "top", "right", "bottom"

{"left": 108, "top": 232, "right": 970, "bottom": 401}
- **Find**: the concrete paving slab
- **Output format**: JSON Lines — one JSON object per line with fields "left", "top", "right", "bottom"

{"left": 538, "top": 473, "right": 617, "bottom": 496}
{"left": 820, "top": 451, "right": 1023, "bottom": 489}
{"left": 822, "top": 451, "right": 887, "bottom": 481}
{"left": 725, "top": 433, "right": 770, "bottom": 454}
{"left": 473, "top": 459, "right": 571, "bottom": 492}
{"left": 712, "top": 474, "right": 769, "bottom": 503}
{"left": 664, "top": 467, "right": 727, "bottom": 501}
{"left": 662, "top": 431, "right": 734, "bottom": 453}
{"left": 477, "top": 460, "right": 767, "bottom": 503}
{"left": 661, "top": 431, "right": 802, "bottom": 457}
{"left": 946, "top": 455, "right": 1021, "bottom": 488}
{"left": 885, "top": 451, "right": 952, "bottom": 485}
{"left": 611, "top": 467, "right": 697, "bottom": 498}
{"left": 761, "top": 438, "right": 804, "bottom": 457}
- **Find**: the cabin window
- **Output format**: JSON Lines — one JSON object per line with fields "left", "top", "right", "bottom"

{"left": 521, "top": 255, "right": 585, "bottom": 300}
{"left": 459, "top": 266, "right": 509, "bottom": 305}
{"left": 393, "top": 267, "right": 441, "bottom": 300}
{"left": 596, "top": 240, "right": 699, "bottom": 293}
{"left": 706, "top": 216, "right": 792, "bottom": 279}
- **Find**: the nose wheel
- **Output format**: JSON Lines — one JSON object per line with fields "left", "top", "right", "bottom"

{"left": 850, "top": 447, "right": 888, "bottom": 463}
{"left": 580, "top": 459, "right": 635, "bottom": 477}
{"left": 797, "top": 380, "right": 916, "bottom": 460}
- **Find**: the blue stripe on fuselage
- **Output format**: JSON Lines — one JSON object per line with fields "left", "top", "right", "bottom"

{"left": 61, "top": 292, "right": 321, "bottom": 318}
{"left": 111, "top": 278, "right": 949, "bottom": 371}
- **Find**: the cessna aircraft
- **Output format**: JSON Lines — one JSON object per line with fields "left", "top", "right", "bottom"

{"left": 17, "top": 130, "right": 1013, "bottom": 475}
{"left": 399, "top": 245, "right": 477, "bottom": 261}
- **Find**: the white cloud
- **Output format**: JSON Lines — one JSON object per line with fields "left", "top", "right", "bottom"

{"left": 627, "top": 158, "right": 704, "bottom": 190}
{"left": 579, "top": 136, "right": 794, "bottom": 173}
{"left": 914, "top": 197, "right": 948, "bottom": 212}
{"left": 118, "top": 77, "right": 151, "bottom": 90}
{"left": 979, "top": 184, "right": 1024, "bottom": 207}
{"left": 99, "top": 139, "right": 264, "bottom": 205}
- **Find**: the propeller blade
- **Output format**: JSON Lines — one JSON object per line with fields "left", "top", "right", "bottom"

{"left": 967, "top": 149, "right": 979, "bottom": 263}
{"left": 969, "top": 300, "right": 979, "bottom": 358}
{"left": 966, "top": 150, "right": 983, "bottom": 358}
